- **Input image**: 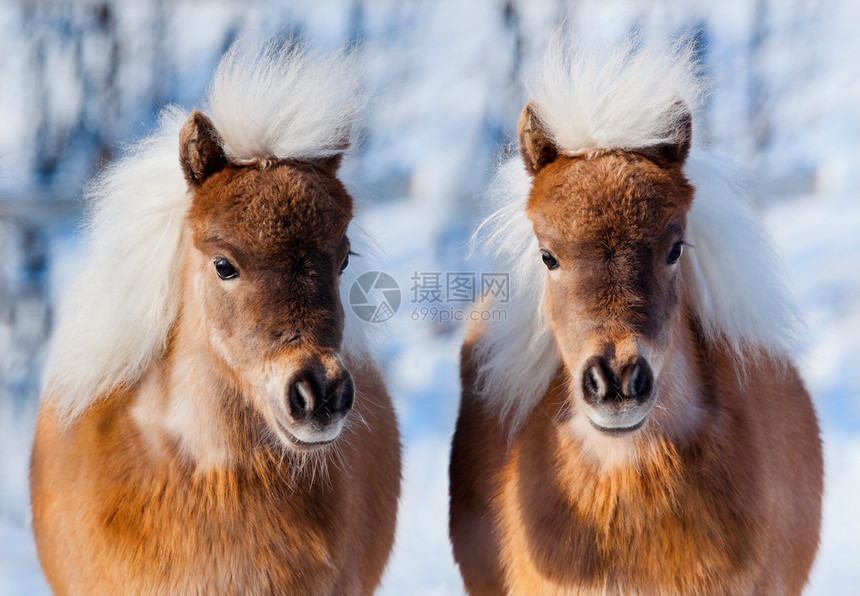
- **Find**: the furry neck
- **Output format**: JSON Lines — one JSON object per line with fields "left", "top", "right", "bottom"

{"left": 130, "top": 307, "right": 251, "bottom": 470}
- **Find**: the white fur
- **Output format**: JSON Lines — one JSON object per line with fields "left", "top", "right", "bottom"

{"left": 207, "top": 41, "right": 364, "bottom": 162}
{"left": 45, "top": 107, "right": 190, "bottom": 424}
{"left": 529, "top": 35, "right": 704, "bottom": 156}
{"left": 682, "top": 152, "right": 803, "bottom": 357}
{"left": 472, "top": 40, "right": 801, "bottom": 431}
{"left": 471, "top": 158, "right": 560, "bottom": 433}
{"left": 45, "top": 42, "right": 367, "bottom": 426}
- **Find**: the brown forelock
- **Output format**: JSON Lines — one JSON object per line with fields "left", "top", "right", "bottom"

{"left": 187, "top": 161, "right": 353, "bottom": 350}
{"left": 526, "top": 151, "right": 694, "bottom": 340}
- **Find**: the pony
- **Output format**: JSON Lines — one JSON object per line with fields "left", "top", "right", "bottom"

{"left": 30, "top": 42, "right": 401, "bottom": 595}
{"left": 449, "top": 38, "right": 822, "bottom": 595}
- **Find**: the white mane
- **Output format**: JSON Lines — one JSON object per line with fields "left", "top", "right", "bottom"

{"left": 529, "top": 36, "right": 704, "bottom": 156}
{"left": 471, "top": 158, "right": 561, "bottom": 431}
{"left": 45, "top": 42, "right": 367, "bottom": 425}
{"left": 472, "top": 40, "right": 802, "bottom": 432}
{"left": 208, "top": 42, "right": 364, "bottom": 162}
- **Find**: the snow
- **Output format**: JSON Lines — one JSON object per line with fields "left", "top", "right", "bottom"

{"left": 0, "top": 522, "right": 45, "bottom": 596}
{"left": 763, "top": 193, "right": 860, "bottom": 593}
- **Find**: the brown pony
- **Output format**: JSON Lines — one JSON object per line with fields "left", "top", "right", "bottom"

{"left": 31, "top": 44, "right": 401, "bottom": 594}
{"left": 449, "top": 40, "right": 822, "bottom": 595}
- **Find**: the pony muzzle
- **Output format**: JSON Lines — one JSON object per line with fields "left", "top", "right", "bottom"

{"left": 580, "top": 355, "right": 656, "bottom": 434}
{"left": 274, "top": 356, "right": 354, "bottom": 449}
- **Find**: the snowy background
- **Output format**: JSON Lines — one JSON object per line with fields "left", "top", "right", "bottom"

{"left": 1, "top": 1, "right": 858, "bottom": 594}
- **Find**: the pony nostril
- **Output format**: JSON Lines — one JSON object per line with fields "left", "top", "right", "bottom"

{"left": 581, "top": 361, "right": 606, "bottom": 404}
{"left": 625, "top": 360, "right": 654, "bottom": 402}
{"left": 584, "top": 367, "right": 599, "bottom": 395}
{"left": 338, "top": 376, "right": 355, "bottom": 413}
{"left": 288, "top": 379, "right": 316, "bottom": 419}
{"left": 631, "top": 366, "right": 645, "bottom": 395}
{"left": 322, "top": 375, "right": 354, "bottom": 415}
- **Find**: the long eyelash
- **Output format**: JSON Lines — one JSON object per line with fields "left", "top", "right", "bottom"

{"left": 348, "top": 250, "right": 359, "bottom": 257}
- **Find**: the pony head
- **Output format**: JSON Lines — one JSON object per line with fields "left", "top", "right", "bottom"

{"left": 520, "top": 100, "right": 693, "bottom": 435}
{"left": 179, "top": 108, "right": 355, "bottom": 450}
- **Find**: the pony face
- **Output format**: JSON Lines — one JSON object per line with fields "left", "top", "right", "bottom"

{"left": 520, "top": 104, "right": 694, "bottom": 440}
{"left": 180, "top": 111, "right": 355, "bottom": 452}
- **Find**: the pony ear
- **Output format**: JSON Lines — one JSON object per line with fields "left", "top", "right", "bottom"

{"left": 179, "top": 109, "right": 228, "bottom": 186}
{"left": 637, "top": 102, "right": 693, "bottom": 167}
{"left": 308, "top": 153, "right": 344, "bottom": 177}
{"left": 518, "top": 102, "right": 559, "bottom": 176}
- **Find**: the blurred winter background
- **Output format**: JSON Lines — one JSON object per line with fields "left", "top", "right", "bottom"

{"left": 1, "top": 0, "right": 858, "bottom": 593}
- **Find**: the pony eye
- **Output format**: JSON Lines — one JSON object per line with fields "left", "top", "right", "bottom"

{"left": 214, "top": 257, "right": 239, "bottom": 280}
{"left": 339, "top": 253, "right": 349, "bottom": 274}
{"left": 540, "top": 249, "right": 559, "bottom": 271}
{"left": 666, "top": 241, "right": 684, "bottom": 265}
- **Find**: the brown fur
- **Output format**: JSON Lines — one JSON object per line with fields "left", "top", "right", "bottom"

{"left": 32, "top": 111, "right": 401, "bottom": 595}
{"left": 449, "top": 106, "right": 822, "bottom": 595}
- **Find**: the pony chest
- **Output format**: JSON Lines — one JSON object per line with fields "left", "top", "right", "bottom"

{"left": 96, "top": 460, "right": 346, "bottom": 587}
{"left": 498, "top": 441, "right": 759, "bottom": 593}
